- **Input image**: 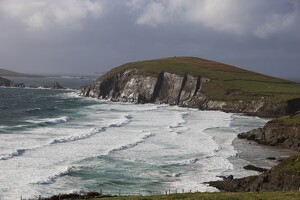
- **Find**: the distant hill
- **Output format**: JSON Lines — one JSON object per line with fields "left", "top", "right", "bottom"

{"left": 0, "top": 67, "right": 39, "bottom": 77}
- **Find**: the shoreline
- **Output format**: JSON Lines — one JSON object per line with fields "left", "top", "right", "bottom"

{"left": 223, "top": 137, "right": 298, "bottom": 180}
{"left": 232, "top": 137, "right": 297, "bottom": 169}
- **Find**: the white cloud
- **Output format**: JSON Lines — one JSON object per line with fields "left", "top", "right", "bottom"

{"left": 254, "top": 12, "right": 296, "bottom": 39}
{"left": 127, "top": 0, "right": 299, "bottom": 38}
{"left": 136, "top": 2, "right": 168, "bottom": 26}
{"left": 0, "top": 0, "right": 104, "bottom": 30}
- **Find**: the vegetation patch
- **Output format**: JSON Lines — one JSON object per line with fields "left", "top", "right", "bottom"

{"left": 272, "top": 112, "right": 300, "bottom": 126}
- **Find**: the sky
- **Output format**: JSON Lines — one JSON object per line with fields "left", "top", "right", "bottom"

{"left": 0, "top": 0, "right": 299, "bottom": 81}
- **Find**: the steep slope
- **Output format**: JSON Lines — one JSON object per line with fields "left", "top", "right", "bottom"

{"left": 82, "top": 57, "right": 300, "bottom": 117}
{"left": 0, "top": 67, "right": 38, "bottom": 77}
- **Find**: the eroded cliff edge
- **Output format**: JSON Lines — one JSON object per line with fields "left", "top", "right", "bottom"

{"left": 238, "top": 112, "right": 300, "bottom": 150}
{"left": 81, "top": 68, "right": 299, "bottom": 118}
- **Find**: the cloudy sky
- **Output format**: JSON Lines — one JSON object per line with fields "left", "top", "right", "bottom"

{"left": 0, "top": 0, "right": 299, "bottom": 80}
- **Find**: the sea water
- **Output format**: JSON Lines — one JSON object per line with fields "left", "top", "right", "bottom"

{"left": 0, "top": 79, "right": 270, "bottom": 199}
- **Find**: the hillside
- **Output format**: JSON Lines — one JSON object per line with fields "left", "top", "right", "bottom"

{"left": 82, "top": 56, "right": 300, "bottom": 117}
{"left": 0, "top": 67, "right": 38, "bottom": 77}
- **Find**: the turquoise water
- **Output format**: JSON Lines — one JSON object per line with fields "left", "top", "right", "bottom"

{"left": 0, "top": 78, "right": 270, "bottom": 200}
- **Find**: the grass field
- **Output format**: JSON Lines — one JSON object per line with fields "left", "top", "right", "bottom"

{"left": 86, "top": 192, "right": 300, "bottom": 200}
{"left": 100, "top": 57, "right": 300, "bottom": 103}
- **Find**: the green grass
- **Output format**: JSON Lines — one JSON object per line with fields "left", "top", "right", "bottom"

{"left": 271, "top": 153, "right": 300, "bottom": 173}
{"left": 99, "top": 57, "right": 300, "bottom": 104}
{"left": 272, "top": 112, "right": 300, "bottom": 126}
{"left": 87, "top": 192, "right": 300, "bottom": 200}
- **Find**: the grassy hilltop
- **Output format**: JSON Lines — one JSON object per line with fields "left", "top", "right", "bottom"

{"left": 101, "top": 56, "right": 300, "bottom": 103}
{"left": 0, "top": 67, "right": 38, "bottom": 77}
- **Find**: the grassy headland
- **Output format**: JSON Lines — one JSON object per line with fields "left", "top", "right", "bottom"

{"left": 100, "top": 57, "right": 300, "bottom": 104}
{"left": 0, "top": 67, "right": 39, "bottom": 77}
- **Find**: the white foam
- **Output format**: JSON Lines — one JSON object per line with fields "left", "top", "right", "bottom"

{"left": 168, "top": 111, "right": 189, "bottom": 129}
{"left": 171, "top": 158, "right": 199, "bottom": 166}
{"left": 50, "top": 127, "right": 105, "bottom": 144}
{"left": 109, "top": 133, "right": 155, "bottom": 153}
{"left": 109, "top": 114, "right": 133, "bottom": 127}
{"left": 34, "top": 166, "right": 74, "bottom": 185}
{"left": 26, "top": 116, "right": 70, "bottom": 125}
{"left": 0, "top": 149, "right": 26, "bottom": 160}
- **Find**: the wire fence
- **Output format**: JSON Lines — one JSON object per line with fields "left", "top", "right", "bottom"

{"left": 18, "top": 188, "right": 197, "bottom": 200}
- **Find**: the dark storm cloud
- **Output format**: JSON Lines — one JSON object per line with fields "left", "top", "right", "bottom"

{"left": 0, "top": 0, "right": 299, "bottom": 81}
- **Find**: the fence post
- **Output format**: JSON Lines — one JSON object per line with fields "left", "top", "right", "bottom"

{"left": 182, "top": 189, "right": 184, "bottom": 193}
{"left": 20, "top": 196, "right": 22, "bottom": 200}
{"left": 139, "top": 189, "right": 141, "bottom": 196}
{"left": 190, "top": 190, "right": 192, "bottom": 193}
{"left": 100, "top": 189, "right": 102, "bottom": 195}
{"left": 175, "top": 189, "right": 177, "bottom": 194}
{"left": 169, "top": 189, "right": 171, "bottom": 194}
{"left": 119, "top": 189, "right": 121, "bottom": 196}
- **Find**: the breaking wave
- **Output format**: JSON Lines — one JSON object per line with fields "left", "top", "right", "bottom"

{"left": 0, "top": 149, "right": 26, "bottom": 161}
{"left": 26, "top": 116, "right": 70, "bottom": 126}
{"left": 109, "top": 133, "right": 155, "bottom": 153}
{"left": 109, "top": 114, "right": 133, "bottom": 127}
{"left": 35, "top": 166, "right": 75, "bottom": 185}
{"left": 51, "top": 127, "right": 106, "bottom": 144}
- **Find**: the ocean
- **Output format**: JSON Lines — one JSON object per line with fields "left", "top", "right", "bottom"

{"left": 0, "top": 77, "right": 282, "bottom": 199}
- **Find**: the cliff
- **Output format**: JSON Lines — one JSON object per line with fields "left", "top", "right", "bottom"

{"left": 0, "top": 77, "right": 25, "bottom": 88}
{"left": 82, "top": 57, "right": 300, "bottom": 118}
{"left": 238, "top": 112, "right": 300, "bottom": 150}
{"left": 209, "top": 153, "right": 300, "bottom": 192}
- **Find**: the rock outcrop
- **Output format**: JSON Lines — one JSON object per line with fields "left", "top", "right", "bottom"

{"left": 0, "top": 77, "right": 25, "bottom": 88}
{"left": 238, "top": 113, "right": 300, "bottom": 150}
{"left": 45, "top": 82, "right": 64, "bottom": 89}
{"left": 209, "top": 154, "right": 300, "bottom": 192}
{"left": 81, "top": 68, "right": 297, "bottom": 117}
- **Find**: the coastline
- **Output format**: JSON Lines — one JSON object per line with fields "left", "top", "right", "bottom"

{"left": 231, "top": 137, "right": 297, "bottom": 171}
{"left": 227, "top": 137, "right": 297, "bottom": 180}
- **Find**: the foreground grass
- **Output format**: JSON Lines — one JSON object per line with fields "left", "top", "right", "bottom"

{"left": 87, "top": 192, "right": 300, "bottom": 200}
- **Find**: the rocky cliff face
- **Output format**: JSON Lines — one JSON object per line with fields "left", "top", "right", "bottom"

{"left": 81, "top": 68, "right": 295, "bottom": 117}
{"left": 0, "top": 77, "right": 25, "bottom": 88}
{"left": 238, "top": 119, "right": 300, "bottom": 150}
{"left": 209, "top": 171, "right": 300, "bottom": 192}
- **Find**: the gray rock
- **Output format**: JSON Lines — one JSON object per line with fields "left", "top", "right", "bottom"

{"left": 0, "top": 77, "right": 25, "bottom": 88}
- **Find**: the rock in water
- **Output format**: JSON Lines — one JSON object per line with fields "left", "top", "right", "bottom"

{"left": 0, "top": 77, "right": 25, "bottom": 88}
{"left": 243, "top": 165, "right": 268, "bottom": 172}
{"left": 48, "top": 82, "right": 64, "bottom": 89}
